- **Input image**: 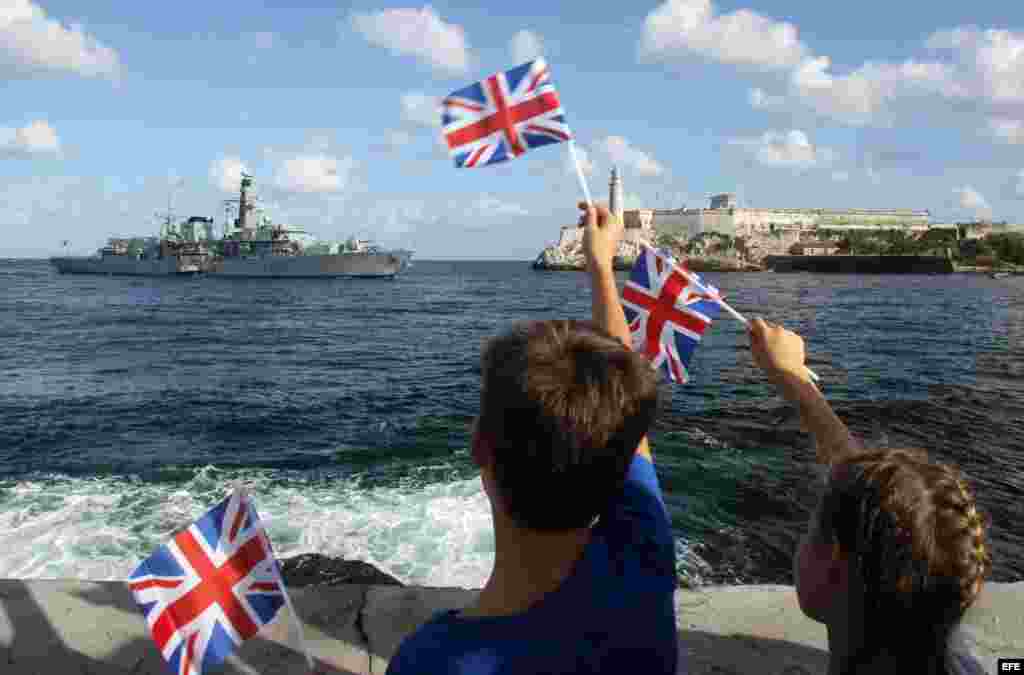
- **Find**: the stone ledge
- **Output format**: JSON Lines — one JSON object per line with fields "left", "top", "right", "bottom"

{"left": 0, "top": 580, "right": 1019, "bottom": 674}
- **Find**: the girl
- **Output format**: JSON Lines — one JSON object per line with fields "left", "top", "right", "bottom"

{"left": 750, "top": 318, "right": 992, "bottom": 675}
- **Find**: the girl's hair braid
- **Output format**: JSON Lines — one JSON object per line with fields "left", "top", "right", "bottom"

{"left": 815, "top": 449, "right": 991, "bottom": 673}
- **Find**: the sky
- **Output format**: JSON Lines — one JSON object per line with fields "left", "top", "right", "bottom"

{"left": 3, "top": 0, "right": 1024, "bottom": 259}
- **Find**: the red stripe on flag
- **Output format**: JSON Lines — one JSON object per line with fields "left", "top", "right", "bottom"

{"left": 669, "top": 355, "right": 685, "bottom": 383}
{"left": 181, "top": 632, "right": 198, "bottom": 675}
{"left": 623, "top": 273, "right": 709, "bottom": 362}
{"left": 527, "top": 67, "right": 549, "bottom": 92}
{"left": 444, "top": 92, "right": 562, "bottom": 151}
{"left": 524, "top": 124, "right": 569, "bottom": 140}
{"left": 129, "top": 579, "right": 183, "bottom": 592}
{"left": 150, "top": 531, "right": 266, "bottom": 651}
{"left": 465, "top": 145, "right": 488, "bottom": 167}
{"left": 486, "top": 75, "right": 524, "bottom": 156}
{"left": 443, "top": 98, "right": 485, "bottom": 112}
{"left": 228, "top": 503, "right": 246, "bottom": 543}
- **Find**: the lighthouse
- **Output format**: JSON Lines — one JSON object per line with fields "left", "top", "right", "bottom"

{"left": 609, "top": 166, "right": 623, "bottom": 218}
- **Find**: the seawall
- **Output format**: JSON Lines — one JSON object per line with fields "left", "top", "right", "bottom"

{"left": 1, "top": 580, "right": 1019, "bottom": 674}
{"left": 765, "top": 255, "right": 955, "bottom": 274}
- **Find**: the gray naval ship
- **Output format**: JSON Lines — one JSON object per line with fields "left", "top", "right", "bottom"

{"left": 51, "top": 174, "right": 412, "bottom": 278}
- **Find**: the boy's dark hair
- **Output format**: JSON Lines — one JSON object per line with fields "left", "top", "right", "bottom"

{"left": 477, "top": 320, "right": 660, "bottom": 531}
{"left": 815, "top": 449, "right": 991, "bottom": 675}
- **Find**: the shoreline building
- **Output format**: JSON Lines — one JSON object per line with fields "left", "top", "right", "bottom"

{"left": 652, "top": 193, "right": 945, "bottom": 259}
{"left": 654, "top": 193, "right": 933, "bottom": 239}
{"left": 538, "top": 174, "right": 985, "bottom": 266}
{"left": 553, "top": 168, "right": 655, "bottom": 256}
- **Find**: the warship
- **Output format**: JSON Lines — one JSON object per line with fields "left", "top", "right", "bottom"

{"left": 50, "top": 174, "right": 412, "bottom": 278}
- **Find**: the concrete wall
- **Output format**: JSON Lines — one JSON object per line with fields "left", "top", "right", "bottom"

{"left": 1, "top": 580, "right": 1019, "bottom": 675}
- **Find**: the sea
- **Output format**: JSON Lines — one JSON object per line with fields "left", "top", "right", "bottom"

{"left": 1, "top": 259, "right": 1021, "bottom": 588}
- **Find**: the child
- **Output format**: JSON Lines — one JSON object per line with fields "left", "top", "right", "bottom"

{"left": 749, "top": 318, "right": 992, "bottom": 674}
{"left": 385, "top": 203, "right": 677, "bottom": 673}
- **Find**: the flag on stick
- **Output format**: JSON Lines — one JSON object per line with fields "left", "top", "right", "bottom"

{"left": 622, "top": 244, "right": 722, "bottom": 384}
{"left": 128, "top": 489, "right": 290, "bottom": 675}
{"left": 441, "top": 58, "right": 572, "bottom": 168}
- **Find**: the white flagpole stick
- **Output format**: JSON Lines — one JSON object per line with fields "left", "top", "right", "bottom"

{"left": 240, "top": 489, "right": 316, "bottom": 671}
{"left": 567, "top": 139, "right": 593, "bottom": 207}
{"left": 637, "top": 239, "right": 820, "bottom": 384}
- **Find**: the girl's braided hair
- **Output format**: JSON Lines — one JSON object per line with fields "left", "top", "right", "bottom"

{"left": 815, "top": 449, "right": 991, "bottom": 673}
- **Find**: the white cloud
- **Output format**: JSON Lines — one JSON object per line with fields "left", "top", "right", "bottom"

{"left": 639, "top": 0, "right": 807, "bottom": 71}
{"left": 748, "top": 87, "right": 784, "bottom": 109}
{"left": 510, "top": 29, "right": 543, "bottom": 64}
{"left": 1005, "top": 170, "right": 1024, "bottom": 200}
{"left": 955, "top": 186, "right": 993, "bottom": 219}
{"left": 400, "top": 92, "right": 441, "bottom": 128}
{"left": 209, "top": 156, "right": 248, "bottom": 193}
{"left": 729, "top": 129, "right": 836, "bottom": 169}
{"left": 470, "top": 194, "right": 529, "bottom": 217}
{"left": 926, "top": 27, "right": 1024, "bottom": 103}
{"left": 596, "top": 136, "right": 664, "bottom": 177}
{"left": 383, "top": 129, "right": 414, "bottom": 151}
{"left": 639, "top": 1, "right": 1024, "bottom": 131}
{"left": 988, "top": 118, "right": 1024, "bottom": 145}
{"left": 274, "top": 154, "right": 355, "bottom": 193}
{"left": 831, "top": 170, "right": 850, "bottom": 182}
{"left": 350, "top": 5, "right": 470, "bottom": 75}
{"left": 788, "top": 58, "right": 957, "bottom": 126}
{"left": 0, "top": 0, "right": 120, "bottom": 78}
{"left": 0, "top": 119, "right": 60, "bottom": 157}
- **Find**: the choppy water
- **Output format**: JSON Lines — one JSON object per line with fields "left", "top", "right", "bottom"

{"left": 1, "top": 259, "right": 1020, "bottom": 586}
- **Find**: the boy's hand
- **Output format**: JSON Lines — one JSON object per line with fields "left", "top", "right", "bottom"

{"left": 748, "top": 317, "right": 811, "bottom": 384}
{"left": 579, "top": 202, "right": 623, "bottom": 274}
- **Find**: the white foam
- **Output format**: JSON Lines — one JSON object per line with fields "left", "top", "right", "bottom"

{"left": 0, "top": 466, "right": 495, "bottom": 588}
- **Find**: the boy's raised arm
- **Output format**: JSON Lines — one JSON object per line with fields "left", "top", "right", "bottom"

{"left": 579, "top": 202, "right": 653, "bottom": 462}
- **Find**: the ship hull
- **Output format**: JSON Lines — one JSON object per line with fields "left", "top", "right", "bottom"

{"left": 212, "top": 252, "right": 404, "bottom": 278}
{"left": 50, "top": 256, "right": 181, "bottom": 276}
{"left": 51, "top": 252, "right": 408, "bottom": 278}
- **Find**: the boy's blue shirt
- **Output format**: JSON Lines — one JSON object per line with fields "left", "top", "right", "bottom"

{"left": 385, "top": 454, "right": 678, "bottom": 674}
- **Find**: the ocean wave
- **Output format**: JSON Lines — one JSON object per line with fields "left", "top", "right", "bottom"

{"left": 0, "top": 466, "right": 495, "bottom": 588}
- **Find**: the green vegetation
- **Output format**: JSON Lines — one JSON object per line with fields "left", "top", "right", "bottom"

{"left": 655, "top": 224, "right": 1023, "bottom": 269}
{"left": 815, "top": 228, "right": 958, "bottom": 256}
{"left": 985, "top": 233, "right": 1024, "bottom": 265}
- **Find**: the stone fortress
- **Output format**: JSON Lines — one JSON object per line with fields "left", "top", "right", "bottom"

{"left": 533, "top": 169, "right": 1009, "bottom": 269}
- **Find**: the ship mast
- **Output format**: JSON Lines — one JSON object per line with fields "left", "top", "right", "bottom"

{"left": 236, "top": 173, "right": 252, "bottom": 229}
{"left": 221, "top": 173, "right": 257, "bottom": 240}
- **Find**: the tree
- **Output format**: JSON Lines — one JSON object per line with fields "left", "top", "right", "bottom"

{"left": 883, "top": 229, "right": 917, "bottom": 255}
{"left": 655, "top": 232, "right": 677, "bottom": 249}
{"left": 734, "top": 236, "right": 750, "bottom": 260}
{"left": 987, "top": 233, "right": 1024, "bottom": 265}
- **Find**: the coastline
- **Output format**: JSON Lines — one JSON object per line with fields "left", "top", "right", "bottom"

{"left": 1, "top": 571, "right": 1018, "bottom": 674}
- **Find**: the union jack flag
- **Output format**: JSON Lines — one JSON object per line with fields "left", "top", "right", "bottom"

{"left": 442, "top": 58, "right": 572, "bottom": 168}
{"left": 128, "top": 490, "right": 285, "bottom": 675}
{"left": 622, "top": 245, "right": 723, "bottom": 384}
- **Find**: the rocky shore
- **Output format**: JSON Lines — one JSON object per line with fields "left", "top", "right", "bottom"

{"left": 532, "top": 245, "right": 763, "bottom": 272}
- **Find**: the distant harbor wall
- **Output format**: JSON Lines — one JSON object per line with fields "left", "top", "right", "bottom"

{"left": 765, "top": 255, "right": 955, "bottom": 274}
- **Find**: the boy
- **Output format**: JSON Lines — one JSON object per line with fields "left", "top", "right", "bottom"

{"left": 384, "top": 203, "right": 678, "bottom": 674}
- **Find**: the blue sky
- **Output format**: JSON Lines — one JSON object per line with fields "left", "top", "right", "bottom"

{"left": 3, "top": 0, "right": 1024, "bottom": 258}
